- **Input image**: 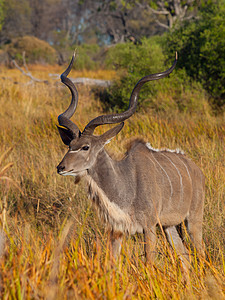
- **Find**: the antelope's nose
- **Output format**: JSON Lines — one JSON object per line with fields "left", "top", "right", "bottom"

{"left": 57, "top": 164, "right": 65, "bottom": 174}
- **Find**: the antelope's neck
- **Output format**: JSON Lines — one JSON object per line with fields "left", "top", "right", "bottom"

{"left": 87, "top": 149, "right": 120, "bottom": 192}
{"left": 87, "top": 148, "right": 135, "bottom": 206}
{"left": 86, "top": 149, "right": 141, "bottom": 234}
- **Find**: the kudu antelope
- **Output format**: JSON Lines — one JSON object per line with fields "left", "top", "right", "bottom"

{"left": 56, "top": 54, "right": 205, "bottom": 265}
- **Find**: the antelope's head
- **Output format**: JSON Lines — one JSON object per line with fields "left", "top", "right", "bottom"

{"left": 56, "top": 53, "right": 177, "bottom": 179}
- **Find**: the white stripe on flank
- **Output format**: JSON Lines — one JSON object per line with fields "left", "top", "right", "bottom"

{"left": 161, "top": 153, "right": 183, "bottom": 202}
{"left": 176, "top": 155, "right": 192, "bottom": 184}
{"left": 150, "top": 152, "right": 173, "bottom": 200}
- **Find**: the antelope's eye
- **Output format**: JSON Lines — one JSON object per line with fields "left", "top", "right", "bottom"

{"left": 82, "top": 145, "right": 89, "bottom": 151}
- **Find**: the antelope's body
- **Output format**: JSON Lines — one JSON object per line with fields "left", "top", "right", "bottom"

{"left": 56, "top": 54, "right": 205, "bottom": 264}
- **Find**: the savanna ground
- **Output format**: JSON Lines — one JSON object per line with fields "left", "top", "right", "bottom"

{"left": 0, "top": 64, "right": 224, "bottom": 299}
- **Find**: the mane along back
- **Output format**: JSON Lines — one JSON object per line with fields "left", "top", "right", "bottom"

{"left": 126, "top": 139, "right": 185, "bottom": 155}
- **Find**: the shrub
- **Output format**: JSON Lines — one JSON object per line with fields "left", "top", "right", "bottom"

{"left": 104, "top": 37, "right": 166, "bottom": 111}
{"left": 103, "top": 37, "right": 208, "bottom": 114}
{"left": 165, "top": 1, "right": 225, "bottom": 109}
{"left": 72, "top": 43, "right": 101, "bottom": 70}
{"left": 6, "top": 35, "right": 58, "bottom": 64}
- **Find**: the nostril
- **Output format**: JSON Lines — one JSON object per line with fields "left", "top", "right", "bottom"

{"left": 57, "top": 165, "right": 65, "bottom": 173}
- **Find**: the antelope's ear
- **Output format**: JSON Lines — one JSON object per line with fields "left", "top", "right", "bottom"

{"left": 57, "top": 126, "right": 74, "bottom": 145}
{"left": 100, "top": 122, "right": 124, "bottom": 145}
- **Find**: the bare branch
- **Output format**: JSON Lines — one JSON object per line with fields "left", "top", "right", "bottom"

{"left": 148, "top": 7, "right": 169, "bottom": 15}
{"left": 49, "top": 73, "right": 112, "bottom": 88}
{"left": 22, "top": 51, "right": 29, "bottom": 73}
{"left": 12, "top": 56, "right": 48, "bottom": 84}
{"left": 155, "top": 19, "right": 170, "bottom": 29}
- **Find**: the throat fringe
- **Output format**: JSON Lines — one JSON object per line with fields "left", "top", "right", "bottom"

{"left": 86, "top": 175, "right": 142, "bottom": 234}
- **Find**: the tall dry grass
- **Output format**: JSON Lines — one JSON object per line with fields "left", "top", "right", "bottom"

{"left": 0, "top": 65, "right": 224, "bottom": 299}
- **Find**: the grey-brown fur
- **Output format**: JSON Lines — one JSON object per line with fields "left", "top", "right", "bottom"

{"left": 56, "top": 54, "right": 205, "bottom": 265}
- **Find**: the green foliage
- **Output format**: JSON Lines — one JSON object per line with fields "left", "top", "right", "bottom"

{"left": 104, "top": 37, "right": 208, "bottom": 114}
{"left": 6, "top": 35, "right": 57, "bottom": 64}
{"left": 165, "top": 0, "right": 225, "bottom": 108}
{"left": 104, "top": 1, "right": 225, "bottom": 113}
{"left": 2, "top": 0, "right": 31, "bottom": 39}
{"left": 0, "top": 0, "right": 5, "bottom": 31}
{"left": 73, "top": 43, "right": 101, "bottom": 70}
{"left": 105, "top": 38, "right": 165, "bottom": 111}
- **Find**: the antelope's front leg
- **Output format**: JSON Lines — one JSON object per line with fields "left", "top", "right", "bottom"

{"left": 110, "top": 231, "right": 123, "bottom": 260}
{"left": 144, "top": 226, "right": 157, "bottom": 264}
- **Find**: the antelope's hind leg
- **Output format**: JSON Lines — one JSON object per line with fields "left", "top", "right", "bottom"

{"left": 186, "top": 189, "right": 205, "bottom": 257}
{"left": 165, "top": 226, "right": 190, "bottom": 270}
{"left": 185, "top": 216, "right": 205, "bottom": 257}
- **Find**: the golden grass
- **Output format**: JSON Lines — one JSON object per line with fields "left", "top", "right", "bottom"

{"left": 0, "top": 66, "right": 224, "bottom": 299}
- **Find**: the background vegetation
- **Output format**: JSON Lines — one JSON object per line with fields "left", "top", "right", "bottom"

{"left": 4, "top": 35, "right": 57, "bottom": 65}
{"left": 166, "top": 1, "right": 225, "bottom": 108}
{"left": 0, "top": 0, "right": 224, "bottom": 110}
{"left": 104, "top": 37, "right": 210, "bottom": 114}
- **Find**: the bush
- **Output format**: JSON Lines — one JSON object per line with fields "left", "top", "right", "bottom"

{"left": 103, "top": 37, "right": 208, "bottom": 114}
{"left": 72, "top": 43, "right": 101, "bottom": 70}
{"left": 165, "top": 1, "right": 225, "bottom": 109}
{"left": 6, "top": 35, "right": 58, "bottom": 64}
{"left": 104, "top": 37, "right": 166, "bottom": 111}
